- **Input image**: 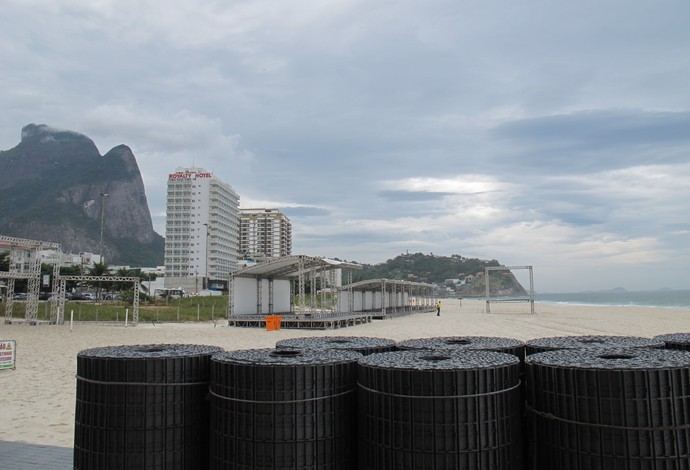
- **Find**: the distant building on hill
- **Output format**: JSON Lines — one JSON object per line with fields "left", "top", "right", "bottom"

{"left": 164, "top": 167, "right": 240, "bottom": 293}
{"left": 239, "top": 208, "right": 292, "bottom": 261}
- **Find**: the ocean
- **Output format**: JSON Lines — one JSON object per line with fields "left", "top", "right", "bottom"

{"left": 535, "top": 290, "right": 690, "bottom": 310}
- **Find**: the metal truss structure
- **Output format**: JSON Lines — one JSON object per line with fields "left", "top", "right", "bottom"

{"left": 228, "top": 255, "right": 363, "bottom": 322}
{"left": 338, "top": 278, "right": 436, "bottom": 319}
{"left": 484, "top": 265, "right": 535, "bottom": 314}
{"left": 56, "top": 276, "right": 141, "bottom": 325}
{"left": 1, "top": 235, "right": 61, "bottom": 324}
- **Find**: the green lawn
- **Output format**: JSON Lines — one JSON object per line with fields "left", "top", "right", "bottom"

{"left": 2, "top": 296, "right": 230, "bottom": 323}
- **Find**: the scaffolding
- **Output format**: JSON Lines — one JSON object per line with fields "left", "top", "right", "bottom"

{"left": 1, "top": 235, "right": 61, "bottom": 324}
{"left": 484, "top": 265, "right": 535, "bottom": 314}
{"left": 56, "top": 276, "right": 141, "bottom": 325}
{"left": 338, "top": 278, "right": 436, "bottom": 319}
{"left": 227, "top": 255, "right": 369, "bottom": 328}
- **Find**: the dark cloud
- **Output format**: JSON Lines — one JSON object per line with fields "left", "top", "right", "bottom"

{"left": 1, "top": 1, "right": 689, "bottom": 291}
{"left": 491, "top": 109, "right": 690, "bottom": 172}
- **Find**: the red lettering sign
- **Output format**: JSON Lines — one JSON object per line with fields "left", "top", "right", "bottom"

{"left": 168, "top": 172, "right": 212, "bottom": 179}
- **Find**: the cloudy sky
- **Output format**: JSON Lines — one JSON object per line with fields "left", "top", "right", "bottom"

{"left": 2, "top": 0, "right": 689, "bottom": 292}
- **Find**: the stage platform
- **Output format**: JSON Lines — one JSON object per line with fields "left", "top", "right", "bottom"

{"left": 227, "top": 312, "right": 373, "bottom": 329}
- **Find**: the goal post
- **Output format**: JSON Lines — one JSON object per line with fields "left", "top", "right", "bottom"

{"left": 484, "top": 265, "right": 535, "bottom": 314}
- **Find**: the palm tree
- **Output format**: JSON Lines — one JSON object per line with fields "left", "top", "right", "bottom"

{"left": 111, "top": 267, "right": 134, "bottom": 293}
{"left": 87, "top": 262, "right": 110, "bottom": 300}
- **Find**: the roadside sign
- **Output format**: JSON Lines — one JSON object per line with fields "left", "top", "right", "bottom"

{"left": 0, "top": 340, "right": 16, "bottom": 370}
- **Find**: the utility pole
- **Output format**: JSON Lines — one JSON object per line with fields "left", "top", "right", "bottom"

{"left": 99, "top": 193, "right": 109, "bottom": 264}
{"left": 203, "top": 223, "right": 209, "bottom": 291}
{"left": 98, "top": 192, "right": 108, "bottom": 302}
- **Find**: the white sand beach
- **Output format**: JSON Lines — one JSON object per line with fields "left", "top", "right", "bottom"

{"left": 1, "top": 298, "right": 689, "bottom": 448}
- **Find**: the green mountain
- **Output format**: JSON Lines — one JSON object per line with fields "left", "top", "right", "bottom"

{"left": 350, "top": 252, "right": 527, "bottom": 297}
{"left": 0, "top": 124, "right": 164, "bottom": 266}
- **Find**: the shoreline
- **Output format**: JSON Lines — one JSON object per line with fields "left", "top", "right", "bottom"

{"left": 1, "top": 298, "right": 689, "bottom": 448}
{"left": 534, "top": 301, "right": 690, "bottom": 310}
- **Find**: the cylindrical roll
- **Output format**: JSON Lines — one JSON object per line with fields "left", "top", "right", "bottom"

{"left": 358, "top": 350, "right": 523, "bottom": 469}
{"left": 396, "top": 336, "right": 525, "bottom": 362}
{"left": 526, "top": 348, "right": 690, "bottom": 469}
{"left": 275, "top": 336, "right": 397, "bottom": 356}
{"left": 654, "top": 332, "right": 690, "bottom": 351}
{"left": 209, "top": 348, "right": 361, "bottom": 470}
{"left": 74, "top": 343, "right": 224, "bottom": 470}
{"left": 525, "top": 335, "right": 664, "bottom": 355}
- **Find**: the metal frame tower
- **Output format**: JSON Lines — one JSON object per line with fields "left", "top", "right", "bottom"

{"left": 1, "top": 235, "right": 61, "bottom": 324}
{"left": 484, "top": 265, "right": 535, "bottom": 314}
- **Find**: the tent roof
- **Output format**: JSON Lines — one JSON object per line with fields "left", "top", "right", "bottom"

{"left": 340, "top": 278, "right": 434, "bottom": 291}
{"left": 232, "top": 255, "right": 362, "bottom": 279}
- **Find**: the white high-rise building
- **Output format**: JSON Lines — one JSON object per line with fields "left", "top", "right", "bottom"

{"left": 239, "top": 208, "right": 292, "bottom": 260}
{"left": 164, "top": 167, "right": 240, "bottom": 292}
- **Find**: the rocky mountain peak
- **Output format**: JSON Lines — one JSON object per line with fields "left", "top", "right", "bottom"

{"left": 0, "top": 124, "right": 164, "bottom": 266}
{"left": 21, "top": 123, "right": 91, "bottom": 143}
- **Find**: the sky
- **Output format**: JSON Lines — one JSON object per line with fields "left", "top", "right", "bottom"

{"left": 1, "top": 0, "right": 689, "bottom": 293}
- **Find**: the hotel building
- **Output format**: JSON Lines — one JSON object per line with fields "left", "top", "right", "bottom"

{"left": 239, "top": 208, "right": 292, "bottom": 261}
{"left": 164, "top": 167, "right": 240, "bottom": 292}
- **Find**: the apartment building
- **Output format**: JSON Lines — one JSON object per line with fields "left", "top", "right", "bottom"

{"left": 239, "top": 208, "right": 292, "bottom": 261}
{"left": 164, "top": 167, "right": 240, "bottom": 292}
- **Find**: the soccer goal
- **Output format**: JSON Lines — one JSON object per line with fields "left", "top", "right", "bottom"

{"left": 484, "top": 265, "right": 535, "bottom": 314}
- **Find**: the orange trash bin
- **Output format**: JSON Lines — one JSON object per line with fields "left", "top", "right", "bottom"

{"left": 265, "top": 315, "right": 282, "bottom": 331}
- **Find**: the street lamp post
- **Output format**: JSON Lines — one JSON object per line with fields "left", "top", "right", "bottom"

{"left": 99, "top": 193, "right": 109, "bottom": 264}
{"left": 98, "top": 192, "right": 108, "bottom": 302}
{"left": 203, "top": 223, "right": 209, "bottom": 291}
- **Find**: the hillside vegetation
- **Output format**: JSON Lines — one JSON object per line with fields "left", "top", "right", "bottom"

{"left": 349, "top": 252, "right": 527, "bottom": 297}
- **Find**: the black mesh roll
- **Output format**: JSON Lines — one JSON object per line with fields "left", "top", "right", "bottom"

{"left": 209, "top": 348, "right": 361, "bottom": 470}
{"left": 525, "top": 335, "right": 664, "bottom": 355}
{"left": 275, "top": 336, "right": 397, "bottom": 356}
{"left": 654, "top": 332, "right": 690, "bottom": 351}
{"left": 526, "top": 348, "right": 690, "bottom": 469}
{"left": 74, "top": 343, "right": 223, "bottom": 470}
{"left": 358, "top": 350, "right": 523, "bottom": 470}
{"left": 396, "top": 336, "right": 525, "bottom": 362}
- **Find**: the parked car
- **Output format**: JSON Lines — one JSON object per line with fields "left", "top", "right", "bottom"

{"left": 71, "top": 292, "right": 95, "bottom": 301}
{"left": 13, "top": 293, "right": 28, "bottom": 301}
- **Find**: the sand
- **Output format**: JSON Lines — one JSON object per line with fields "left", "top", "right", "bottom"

{"left": 1, "top": 298, "right": 689, "bottom": 447}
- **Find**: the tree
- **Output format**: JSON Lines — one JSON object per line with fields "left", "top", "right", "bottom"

{"left": 59, "top": 265, "right": 82, "bottom": 292}
{"left": 0, "top": 250, "right": 9, "bottom": 271}
{"left": 137, "top": 272, "right": 157, "bottom": 299}
{"left": 87, "top": 262, "right": 110, "bottom": 297}
{"left": 111, "top": 267, "right": 134, "bottom": 292}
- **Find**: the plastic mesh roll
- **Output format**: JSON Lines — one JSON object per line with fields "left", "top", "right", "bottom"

{"left": 526, "top": 347, "right": 690, "bottom": 469}
{"left": 396, "top": 336, "right": 525, "bottom": 362}
{"left": 358, "top": 350, "right": 523, "bottom": 469}
{"left": 74, "top": 343, "right": 224, "bottom": 470}
{"left": 654, "top": 332, "right": 690, "bottom": 351}
{"left": 209, "top": 348, "right": 361, "bottom": 470}
{"left": 275, "top": 336, "right": 397, "bottom": 356}
{"left": 525, "top": 335, "right": 664, "bottom": 355}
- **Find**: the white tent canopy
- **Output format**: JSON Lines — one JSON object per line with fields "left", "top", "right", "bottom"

{"left": 228, "top": 255, "right": 362, "bottom": 317}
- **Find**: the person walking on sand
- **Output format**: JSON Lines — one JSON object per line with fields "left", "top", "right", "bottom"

{"left": 436, "top": 301, "right": 441, "bottom": 316}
